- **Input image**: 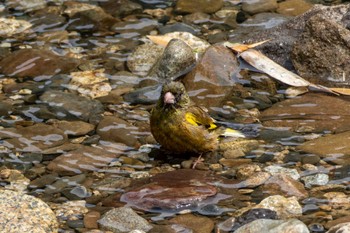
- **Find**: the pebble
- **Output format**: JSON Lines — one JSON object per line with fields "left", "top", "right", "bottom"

{"left": 98, "top": 207, "right": 153, "bottom": 233}
{"left": 0, "top": 189, "right": 58, "bottom": 232}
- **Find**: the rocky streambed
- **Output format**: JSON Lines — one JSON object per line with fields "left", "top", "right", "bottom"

{"left": 1, "top": 0, "right": 350, "bottom": 232}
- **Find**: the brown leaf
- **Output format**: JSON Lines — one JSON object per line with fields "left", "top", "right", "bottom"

{"left": 225, "top": 39, "right": 270, "bottom": 53}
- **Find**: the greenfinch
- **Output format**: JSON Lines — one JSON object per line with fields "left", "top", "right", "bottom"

{"left": 150, "top": 81, "right": 245, "bottom": 154}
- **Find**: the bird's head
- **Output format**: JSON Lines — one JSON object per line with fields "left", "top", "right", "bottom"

{"left": 159, "top": 81, "right": 190, "bottom": 109}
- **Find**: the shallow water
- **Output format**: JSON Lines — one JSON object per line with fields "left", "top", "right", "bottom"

{"left": 1, "top": 0, "right": 350, "bottom": 232}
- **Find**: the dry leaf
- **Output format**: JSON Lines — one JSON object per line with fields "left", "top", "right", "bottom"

{"left": 329, "top": 87, "right": 350, "bottom": 95}
{"left": 225, "top": 40, "right": 270, "bottom": 53}
{"left": 240, "top": 49, "right": 311, "bottom": 87}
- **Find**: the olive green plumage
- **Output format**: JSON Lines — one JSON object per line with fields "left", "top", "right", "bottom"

{"left": 150, "top": 81, "right": 244, "bottom": 154}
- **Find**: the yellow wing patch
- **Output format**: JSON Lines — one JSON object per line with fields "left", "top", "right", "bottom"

{"left": 185, "top": 112, "right": 217, "bottom": 129}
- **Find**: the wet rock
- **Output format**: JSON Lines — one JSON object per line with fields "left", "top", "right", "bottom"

{"left": 62, "top": 185, "right": 91, "bottom": 200}
{"left": 220, "top": 139, "right": 260, "bottom": 159}
{"left": 47, "top": 145, "right": 118, "bottom": 175}
{"left": 261, "top": 93, "right": 350, "bottom": 133}
{"left": 84, "top": 211, "right": 101, "bottom": 229}
{"left": 91, "top": 176, "right": 131, "bottom": 193}
{"left": 241, "top": 0, "right": 278, "bottom": 15}
{"left": 6, "top": 0, "right": 46, "bottom": 12}
{"left": 111, "top": 18, "right": 158, "bottom": 37}
{"left": 0, "top": 168, "right": 30, "bottom": 191}
{"left": 231, "top": 208, "right": 278, "bottom": 232}
{"left": 263, "top": 174, "right": 308, "bottom": 199}
{"left": 36, "top": 30, "right": 69, "bottom": 43}
{"left": 183, "top": 12, "right": 211, "bottom": 24}
{"left": 0, "top": 49, "right": 79, "bottom": 78}
{"left": 13, "top": 105, "right": 57, "bottom": 122}
{"left": 234, "top": 218, "right": 309, "bottom": 233}
{"left": 297, "top": 131, "right": 350, "bottom": 164}
{"left": 327, "top": 222, "right": 350, "bottom": 233}
{"left": 40, "top": 90, "right": 104, "bottom": 124}
{"left": 157, "top": 31, "right": 210, "bottom": 52}
{"left": 127, "top": 43, "right": 164, "bottom": 76}
{"left": 67, "top": 69, "right": 112, "bottom": 99}
{"left": 175, "top": 0, "right": 223, "bottom": 14}
{"left": 0, "top": 189, "right": 58, "bottom": 232}
{"left": 292, "top": 14, "right": 350, "bottom": 86}
{"left": 29, "top": 173, "right": 58, "bottom": 189}
{"left": 148, "top": 39, "right": 196, "bottom": 80}
{"left": 0, "top": 18, "right": 32, "bottom": 37}
{"left": 64, "top": 1, "right": 119, "bottom": 32}
{"left": 243, "top": 172, "right": 271, "bottom": 188}
{"left": 44, "top": 174, "right": 86, "bottom": 194}
{"left": 263, "top": 165, "right": 300, "bottom": 180}
{"left": 244, "top": 4, "right": 350, "bottom": 70}
{"left": 255, "top": 195, "right": 303, "bottom": 219}
{"left": 96, "top": 115, "right": 140, "bottom": 147}
{"left": 0, "top": 123, "right": 68, "bottom": 152}
{"left": 51, "top": 200, "right": 88, "bottom": 222}
{"left": 301, "top": 173, "right": 329, "bottom": 188}
{"left": 100, "top": 0, "right": 143, "bottom": 18}
{"left": 30, "top": 11, "right": 67, "bottom": 33}
{"left": 301, "top": 154, "right": 320, "bottom": 165}
{"left": 121, "top": 169, "right": 218, "bottom": 211}
{"left": 277, "top": 0, "right": 313, "bottom": 16}
{"left": 49, "top": 120, "right": 95, "bottom": 136}
{"left": 169, "top": 214, "right": 214, "bottom": 233}
{"left": 236, "top": 164, "right": 262, "bottom": 180}
{"left": 159, "top": 22, "right": 200, "bottom": 35}
{"left": 323, "top": 192, "right": 350, "bottom": 209}
{"left": 98, "top": 206, "right": 153, "bottom": 233}
{"left": 182, "top": 44, "right": 243, "bottom": 116}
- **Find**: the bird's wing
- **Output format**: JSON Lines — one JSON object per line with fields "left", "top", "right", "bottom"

{"left": 184, "top": 106, "right": 218, "bottom": 130}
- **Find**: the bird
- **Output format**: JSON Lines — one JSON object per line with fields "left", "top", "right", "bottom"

{"left": 150, "top": 81, "right": 245, "bottom": 155}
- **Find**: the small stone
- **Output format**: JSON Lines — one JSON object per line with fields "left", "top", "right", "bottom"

{"left": 242, "top": 0, "right": 278, "bottom": 15}
{"left": 98, "top": 207, "right": 153, "bottom": 233}
{"left": 169, "top": 214, "right": 214, "bottom": 233}
{"left": 263, "top": 165, "right": 300, "bottom": 180}
{"left": 301, "top": 173, "right": 329, "bottom": 188}
{"left": 234, "top": 218, "right": 309, "bottom": 233}
{"left": 84, "top": 211, "right": 101, "bottom": 229}
{"left": 175, "top": 0, "right": 223, "bottom": 14}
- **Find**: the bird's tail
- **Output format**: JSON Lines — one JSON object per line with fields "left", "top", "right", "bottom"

{"left": 221, "top": 128, "right": 245, "bottom": 138}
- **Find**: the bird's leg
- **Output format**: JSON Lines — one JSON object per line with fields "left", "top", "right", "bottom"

{"left": 192, "top": 153, "right": 204, "bottom": 169}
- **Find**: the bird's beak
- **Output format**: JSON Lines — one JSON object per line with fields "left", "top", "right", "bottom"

{"left": 164, "top": 92, "right": 175, "bottom": 104}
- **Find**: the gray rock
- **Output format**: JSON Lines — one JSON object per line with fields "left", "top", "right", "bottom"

{"left": 148, "top": 39, "right": 196, "bottom": 81}
{"left": 243, "top": 4, "right": 350, "bottom": 70}
{"left": 291, "top": 14, "right": 350, "bottom": 86}
{"left": 263, "top": 165, "right": 300, "bottom": 180}
{"left": 0, "top": 189, "right": 58, "bottom": 232}
{"left": 235, "top": 218, "right": 309, "bottom": 233}
{"left": 98, "top": 207, "right": 153, "bottom": 233}
{"left": 127, "top": 43, "right": 164, "bottom": 76}
{"left": 301, "top": 173, "right": 329, "bottom": 188}
{"left": 40, "top": 90, "right": 104, "bottom": 124}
